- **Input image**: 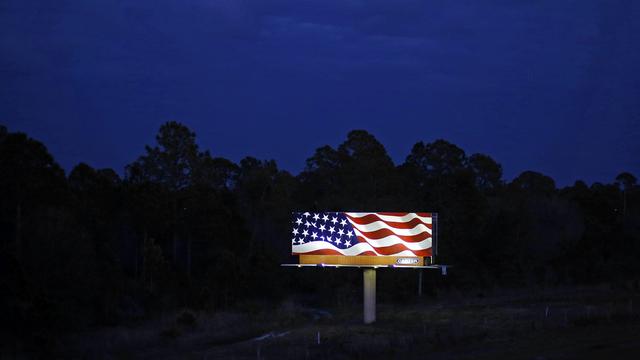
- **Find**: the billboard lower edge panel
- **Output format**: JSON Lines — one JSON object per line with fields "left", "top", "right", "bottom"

{"left": 299, "top": 255, "right": 427, "bottom": 267}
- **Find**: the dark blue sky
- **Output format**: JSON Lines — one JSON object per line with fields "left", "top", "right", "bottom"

{"left": 2, "top": 0, "right": 639, "bottom": 186}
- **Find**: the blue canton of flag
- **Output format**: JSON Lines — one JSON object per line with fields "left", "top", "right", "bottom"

{"left": 291, "top": 212, "right": 356, "bottom": 249}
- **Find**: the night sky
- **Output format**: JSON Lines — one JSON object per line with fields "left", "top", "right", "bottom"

{"left": 2, "top": 1, "right": 639, "bottom": 186}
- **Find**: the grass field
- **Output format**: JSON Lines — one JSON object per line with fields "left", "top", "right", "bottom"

{"left": 56, "top": 284, "right": 640, "bottom": 359}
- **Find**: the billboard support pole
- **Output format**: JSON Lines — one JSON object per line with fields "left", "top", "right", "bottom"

{"left": 363, "top": 268, "right": 376, "bottom": 324}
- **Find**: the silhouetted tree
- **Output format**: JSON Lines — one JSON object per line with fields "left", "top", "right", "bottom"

{"left": 405, "top": 139, "right": 467, "bottom": 177}
{"left": 0, "top": 131, "right": 66, "bottom": 261}
{"left": 510, "top": 171, "right": 556, "bottom": 195}
{"left": 236, "top": 157, "right": 296, "bottom": 254}
{"left": 616, "top": 172, "right": 637, "bottom": 217}
{"left": 126, "top": 121, "right": 204, "bottom": 268}
{"left": 299, "top": 130, "right": 399, "bottom": 210}
{"left": 402, "top": 139, "right": 485, "bottom": 274}
{"left": 468, "top": 153, "right": 503, "bottom": 193}
{"left": 337, "top": 130, "right": 398, "bottom": 208}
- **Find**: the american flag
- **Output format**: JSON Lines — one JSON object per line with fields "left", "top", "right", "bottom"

{"left": 291, "top": 212, "right": 434, "bottom": 257}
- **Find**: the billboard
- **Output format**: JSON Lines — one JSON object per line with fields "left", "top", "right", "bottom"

{"left": 291, "top": 212, "right": 437, "bottom": 267}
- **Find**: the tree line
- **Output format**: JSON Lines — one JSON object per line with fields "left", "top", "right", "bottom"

{"left": 1, "top": 121, "right": 638, "bottom": 342}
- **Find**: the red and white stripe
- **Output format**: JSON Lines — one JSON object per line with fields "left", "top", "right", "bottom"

{"left": 346, "top": 212, "right": 432, "bottom": 256}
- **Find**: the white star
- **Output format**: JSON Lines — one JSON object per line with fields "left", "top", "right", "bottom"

{"left": 322, "top": 214, "right": 329, "bottom": 222}
{"left": 311, "top": 222, "right": 317, "bottom": 228}
{"left": 326, "top": 236, "right": 332, "bottom": 243}
{"left": 340, "top": 219, "right": 347, "bottom": 226}
{"left": 298, "top": 238, "right": 305, "bottom": 244}
{"left": 319, "top": 224, "right": 326, "bottom": 231}
{"left": 347, "top": 231, "right": 353, "bottom": 238}
{"left": 345, "top": 240, "right": 351, "bottom": 247}
{"left": 292, "top": 228, "right": 299, "bottom": 235}
{"left": 335, "top": 237, "right": 342, "bottom": 245}
{"left": 311, "top": 232, "right": 318, "bottom": 240}
{"left": 331, "top": 217, "right": 338, "bottom": 225}
{"left": 302, "top": 229, "right": 309, "bottom": 236}
{"left": 313, "top": 213, "right": 320, "bottom": 221}
{"left": 328, "top": 226, "right": 336, "bottom": 234}
{"left": 337, "top": 228, "right": 344, "bottom": 236}
{"left": 303, "top": 212, "right": 311, "bottom": 217}
{"left": 320, "top": 236, "right": 325, "bottom": 241}
{"left": 304, "top": 221, "right": 311, "bottom": 228}
{"left": 292, "top": 238, "right": 296, "bottom": 244}
{"left": 295, "top": 218, "right": 303, "bottom": 225}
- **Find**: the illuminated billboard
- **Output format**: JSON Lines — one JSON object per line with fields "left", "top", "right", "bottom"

{"left": 291, "top": 212, "right": 437, "bottom": 266}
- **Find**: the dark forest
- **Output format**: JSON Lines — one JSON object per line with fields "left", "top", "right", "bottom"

{"left": 1, "top": 122, "right": 639, "bottom": 358}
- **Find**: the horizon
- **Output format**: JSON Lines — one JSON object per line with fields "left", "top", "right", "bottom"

{"left": 2, "top": 121, "right": 633, "bottom": 188}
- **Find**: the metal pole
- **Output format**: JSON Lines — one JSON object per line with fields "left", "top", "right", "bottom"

{"left": 418, "top": 270, "right": 423, "bottom": 297}
{"left": 363, "top": 268, "right": 376, "bottom": 324}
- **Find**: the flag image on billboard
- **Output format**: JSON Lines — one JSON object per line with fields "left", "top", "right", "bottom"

{"left": 291, "top": 212, "right": 435, "bottom": 258}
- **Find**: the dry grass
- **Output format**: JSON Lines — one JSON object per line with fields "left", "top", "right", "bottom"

{"left": 56, "top": 284, "right": 640, "bottom": 359}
